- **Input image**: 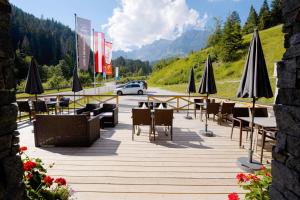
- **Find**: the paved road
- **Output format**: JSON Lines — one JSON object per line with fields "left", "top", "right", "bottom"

{"left": 117, "top": 87, "right": 185, "bottom": 112}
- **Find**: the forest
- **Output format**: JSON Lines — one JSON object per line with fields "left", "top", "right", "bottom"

{"left": 10, "top": 5, "right": 152, "bottom": 91}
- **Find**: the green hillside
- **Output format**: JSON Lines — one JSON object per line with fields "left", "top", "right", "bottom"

{"left": 148, "top": 25, "right": 284, "bottom": 104}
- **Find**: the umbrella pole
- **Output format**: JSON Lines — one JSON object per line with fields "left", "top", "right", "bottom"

{"left": 74, "top": 92, "right": 76, "bottom": 115}
{"left": 249, "top": 97, "right": 256, "bottom": 163}
{"left": 187, "top": 93, "right": 190, "bottom": 117}
{"left": 205, "top": 94, "right": 209, "bottom": 132}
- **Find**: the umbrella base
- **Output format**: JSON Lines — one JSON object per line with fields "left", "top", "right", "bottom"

{"left": 184, "top": 115, "right": 193, "bottom": 120}
{"left": 200, "top": 130, "right": 214, "bottom": 137}
{"left": 237, "top": 157, "right": 262, "bottom": 173}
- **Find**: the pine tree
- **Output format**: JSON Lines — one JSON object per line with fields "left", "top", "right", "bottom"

{"left": 207, "top": 17, "right": 223, "bottom": 47}
{"left": 220, "top": 11, "right": 243, "bottom": 62}
{"left": 243, "top": 6, "right": 258, "bottom": 34}
{"left": 270, "top": 0, "right": 283, "bottom": 26}
{"left": 258, "top": 0, "right": 271, "bottom": 30}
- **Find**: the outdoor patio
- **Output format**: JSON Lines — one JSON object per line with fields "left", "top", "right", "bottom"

{"left": 18, "top": 103, "right": 273, "bottom": 200}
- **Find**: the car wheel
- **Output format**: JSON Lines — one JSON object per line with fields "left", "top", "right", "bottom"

{"left": 138, "top": 90, "right": 143, "bottom": 95}
{"left": 117, "top": 91, "right": 123, "bottom": 95}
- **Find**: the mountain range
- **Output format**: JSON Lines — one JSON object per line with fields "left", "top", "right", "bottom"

{"left": 113, "top": 29, "right": 210, "bottom": 61}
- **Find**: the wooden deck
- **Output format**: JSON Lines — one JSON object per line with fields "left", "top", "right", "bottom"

{"left": 18, "top": 108, "right": 272, "bottom": 200}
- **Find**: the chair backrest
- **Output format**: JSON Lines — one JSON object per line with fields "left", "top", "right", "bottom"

{"left": 59, "top": 97, "right": 70, "bottom": 107}
{"left": 194, "top": 99, "right": 203, "bottom": 109}
{"left": 33, "top": 101, "right": 48, "bottom": 112}
{"left": 17, "top": 101, "right": 31, "bottom": 112}
{"left": 232, "top": 107, "right": 249, "bottom": 118}
{"left": 154, "top": 102, "right": 167, "bottom": 108}
{"left": 86, "top": 103, "right": 100, "bottom": 111}
{"left": 220, "top": 103, "right": 236, "bottom": 114}
{"left": 103, "top": 103, "right": 116, "bottom": 111}
{"left": 132, "top": 108, "right": 152, "bottom": 125}
{"left": 154, "top": 109, "right": 173, "bottom": 126}
{"left": 206, "top": 103, "right": 220, "bottom": 115}
{"left": 250, "top": 107, "right": 268, "bottom": 117}
{"left": 50, "top": 97, "right": 57, "bottom": 102}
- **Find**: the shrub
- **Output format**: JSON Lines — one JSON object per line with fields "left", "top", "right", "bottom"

{"left": 19, "top": 146, "right": 74, "bottom": 200}
{"left": 229, "top": 166, "right": 272, "bottom": 200}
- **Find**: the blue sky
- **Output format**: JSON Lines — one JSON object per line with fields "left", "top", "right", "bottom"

{"left": 10, "top": 0, "right": 269, "bottom": 50}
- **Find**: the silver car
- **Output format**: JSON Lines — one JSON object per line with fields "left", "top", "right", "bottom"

{"left": 114, "top": 83, "right": 146, "bottom": 95}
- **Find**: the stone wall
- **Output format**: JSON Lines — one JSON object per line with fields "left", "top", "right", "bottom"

{"left": 0, "top": 0, "right": 24, "bottom": 199}
{"left": 270, "top": 0, "right": 300, "bottom": 199}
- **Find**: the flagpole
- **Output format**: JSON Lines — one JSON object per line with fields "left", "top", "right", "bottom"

{"left": 92, "top": 28, "right": 96, "bottom": 92}
{"left": 74, "top": 13, "right": 78, "bottom": 114}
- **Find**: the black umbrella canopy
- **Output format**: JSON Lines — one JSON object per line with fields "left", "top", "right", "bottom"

{"left": 237, "top": 29, "right": 273, "bottom": 98}
{"left": 25, "top": 58, "right": 44, "bottom": 95}
{"left": 187, "top": 67, "right": 196, "bottom": 93}
{"left": 199, "top": 55, "right": 217, "bottom": 95}
{"left": 72, "top": 67, "right": 83, "bottom": 92}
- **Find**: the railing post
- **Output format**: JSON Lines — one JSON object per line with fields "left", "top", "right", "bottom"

{"left": 177, "top": 97, "right": 179, "bottom": 112}
{"left": 116, "top": 95, "right": 119, "bottom": 106}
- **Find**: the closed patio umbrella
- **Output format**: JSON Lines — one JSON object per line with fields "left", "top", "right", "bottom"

{"left": 237, "top": 29, "right": 273, "bottom": 167}
{"left": 72, "top": 67, "right": 83, "bottom": 114}
{"left": 186, "top": 67, "right": 196, "bottom": 119}
{"left": 199, "top": 55, "right": 217, "bottom": 136}
{"left": 25, "top": 58, "right": 44, "bottom": 102}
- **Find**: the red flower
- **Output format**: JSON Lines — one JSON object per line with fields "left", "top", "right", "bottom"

{"left": 228, "top": 192, "right": 239, "bottom": 200}
{"left": 23, "top": 161, "right": 37, "bottom": 171}
{"left": 55, "top": 177, "right": 67, "bottom": 186}
{"left": 265, "top": 172, "right": 272, "bottom": 177}
{"left": 25, "top": 173, "right": 33, "bottom": 180}
{"left": 249, "top": 174, "right": 260, "bottom": 182}
{"left": 43, "top": 176, "right": 54, "bottom": 187}
{"left": 260, "top": 166, "right": 266, "bottom": 171}
{"left": 236, "top": 173, "right": 248, "bottom": 183}
{"left": 19, "top": 146, "right": 27, "bottom": 153}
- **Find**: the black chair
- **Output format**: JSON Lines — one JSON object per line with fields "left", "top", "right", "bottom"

{"left": 250, "top": 107, "right": 268, "bottom": 117}
{"left": 194, "top": 98, "right": 204, "bottom": 118}
{"left": 258, "top": 128, "right": 277, "bottom": 163}
{"left": 33, "top": 101, "right": 49, "bottom": 114}
{"left": 154, "top": 102, "right": 167, "bottom": 109}
{"left": 76, "top": 103, "right": 100, "bottom": 115}
{"left": 17, "top": 101, "right": 32, "bottom": 121}
{"left": 93, "top": 103, "right": 118, "bottom": 127}
{"left": 138, "top": 102, "right": 154, "bottom": 110}
{"left": 218, "top": 102, "right": 235, "bottom": 125}
{"left": 231, "top": 107, "right": 251, "bottom": 147}
{"left": 59, "top": 97, "right": 70, "bottom": 114}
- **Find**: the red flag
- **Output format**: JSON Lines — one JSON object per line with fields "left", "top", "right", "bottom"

{"left": 105, "top": 62, "right": 113, "bottom": 76}
{"left": 94, "top": 32, "right": 105, "bottom": 73}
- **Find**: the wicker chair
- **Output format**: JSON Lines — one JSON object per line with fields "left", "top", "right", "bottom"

{"left": 76, "top": 103, "right": 100, "bottom": 115}
{"left": 231, "top": 107, "right": 251, "bottom": 147}
{"left": 93, "top": 104, "right": 118, "bottom": 127}
{"left": 132, "top": 108, "right": 152, "bottom": 140}
{"left": 218, "top": 102, "right": 235, "bottom": 125}
{"left": 153, "top": 109, "right": 174, "bottom": 141}
{"left": 17, "top": 101, "right": 32, "bottom": 121}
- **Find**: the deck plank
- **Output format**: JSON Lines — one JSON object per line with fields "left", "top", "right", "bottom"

{"left": 18, "top": 108, "right": 270, "bottom": 200}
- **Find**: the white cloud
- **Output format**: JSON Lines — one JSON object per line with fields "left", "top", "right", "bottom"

{"left": 208, "top": 0, "right": 240, "bottom": 2}
{"left": 103, "top": 0, "right": 208, "bottom": 51}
